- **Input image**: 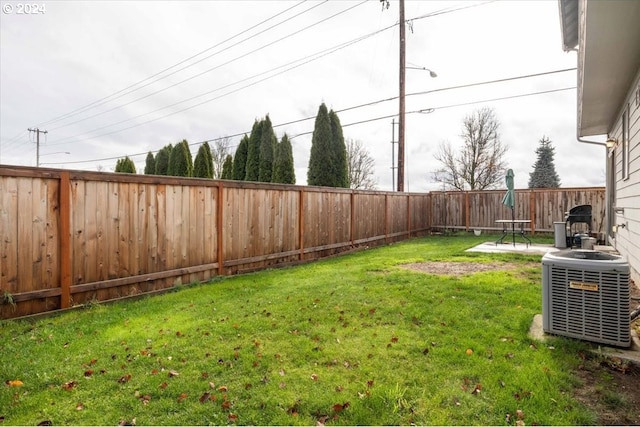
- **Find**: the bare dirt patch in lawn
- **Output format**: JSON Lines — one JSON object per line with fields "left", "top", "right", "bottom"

{"left": 400, "top": 261, "right": 534, "bottom": 275}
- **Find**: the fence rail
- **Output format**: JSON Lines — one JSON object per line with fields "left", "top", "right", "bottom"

{"left": 0, "top": 165, "right": 605, "bottom": 319}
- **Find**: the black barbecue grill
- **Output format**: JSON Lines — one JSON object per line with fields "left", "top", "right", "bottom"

{"left": 565, "top": 204, "right": 592, "bottom": 247}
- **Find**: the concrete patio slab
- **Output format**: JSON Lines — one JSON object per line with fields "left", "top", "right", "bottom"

{"left": 466, "top": 242, "right": 559, "bottom": 256}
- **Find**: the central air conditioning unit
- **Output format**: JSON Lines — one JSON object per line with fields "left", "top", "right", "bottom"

{"left": 542, "top": 249, "right": 630, "bottom": 347}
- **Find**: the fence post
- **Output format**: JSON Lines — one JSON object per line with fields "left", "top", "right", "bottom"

{"left": 217, "top": 182, "right": 224, "bottom": 276}
{"left": 384, "top": 194, "right": 389, "bottom": 243}
{"left": 59, "top": 171, "right": 72, "bottom": 309}
{"left": 529, "top": 190, "right": 536, "bottom": 235}
{"left": 350, "top": 191, "right": 355, "bottom": 246}
{"left": 428, "top": 192, "right": 432, "bottom": 232}
{"left": 299, "top": 189, "right": 305, "bottom": 261}
{"left": 465, "top": 191, "right": 470, "bottom": 232}
{"left": 407, "top": 194, "right": 411, "bottom": 238}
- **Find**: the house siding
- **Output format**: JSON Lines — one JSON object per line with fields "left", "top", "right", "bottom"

{"left": 610, "top": 67, "right": 640, "bottom": 285}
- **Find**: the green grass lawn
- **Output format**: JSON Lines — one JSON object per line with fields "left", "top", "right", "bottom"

{"left": 0, "top": 234, "right": 598, "bottom": 425}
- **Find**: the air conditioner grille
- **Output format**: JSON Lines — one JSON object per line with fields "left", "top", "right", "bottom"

{"left": 542, "top": 250, "right": 630, "bottom": 347}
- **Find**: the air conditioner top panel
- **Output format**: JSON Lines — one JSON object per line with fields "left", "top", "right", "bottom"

{"left": 542, "top": 249, "right": 629, "bottom": 270}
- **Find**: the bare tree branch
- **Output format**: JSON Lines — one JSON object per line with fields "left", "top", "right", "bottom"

{"left": 210, "top": 137, "right": 231, "bottom": 179}
{"left": 346, "top": 138, "right": 377, "bottom": 190}
{"left": 432, "top": 107, "right": 507, "bottom": 190}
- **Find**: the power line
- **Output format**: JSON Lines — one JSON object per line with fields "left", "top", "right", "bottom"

{"left": 39, "top": 0, "right": 487, "bottom": 145}
{"left": 45, "top": 1, "right": 334, "bottom": 133}
{"left": 43, "top": 85, "right": 577, "bottom": 166}
{"left": 35, "top": 0, "right": 315, "bottom": 128}
{"left": 45, "top": 18, "right": 392, "bottom": 147}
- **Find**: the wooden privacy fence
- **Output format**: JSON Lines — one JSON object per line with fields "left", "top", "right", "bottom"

{"left": 429, "top": 188, "right": 605, "bottom": 235}
{"left": 0, "top": 166, "right": 430, "bottom": 319}
{"left": 0, "top": 165, "right": 605, "bottom": 319}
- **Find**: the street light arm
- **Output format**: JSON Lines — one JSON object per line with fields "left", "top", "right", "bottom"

{"left": 406, "top": 66, "right": 437, "bottom": 78}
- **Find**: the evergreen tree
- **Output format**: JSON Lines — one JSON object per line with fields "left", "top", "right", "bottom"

{"left": 144, "top": 152, "right": 156, "bottom": 174}
{"left": 115, "top": 156, "right": 136, "bottom": 173}
{"left": 329, "top": 109, "right": 349, "bottom": 188}
{"left": 193, "top": 142, "right": 213, "bottom": 178}
{"left": 221, "top": 155, "right": 234, "bottom": 179}
{"left": 258, "top": 115, "right": 276, "bottom": 182}
{"left": 528, "top": 136, "right": 561, "bottom": 188}
{"left": 232, "top": 135, "right": 249, "bottom": 180}
{"left": 168, "top": 139, "right": 193, "bottom": 177}
{"left": 273, "top": 133, "right": 296, "bottom": 184}
{"left": 155, "top": 144, "right": 172, "bottom": 175}
{"left": 307, "top": 103, "right": 334, "bottom": 186}
{"left": 245, "top": 120, "right": 262, "bottom": 181}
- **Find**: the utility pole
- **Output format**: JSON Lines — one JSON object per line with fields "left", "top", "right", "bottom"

{"left": 397, "top": 0, "right": 406, "bottom": 192}
{"left": 28, "top": 127, "right": 48, "bottom": 167}
{"left": 390, "top": 118, "right": 397, "bottom": 191}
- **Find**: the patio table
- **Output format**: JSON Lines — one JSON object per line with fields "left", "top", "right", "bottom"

{"left": 495, "top": 219, "right": 532, "bottom": 247}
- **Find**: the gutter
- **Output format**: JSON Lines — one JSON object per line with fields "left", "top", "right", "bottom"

{"left": 577, "top": 136, "right": 607, "bottom": 147}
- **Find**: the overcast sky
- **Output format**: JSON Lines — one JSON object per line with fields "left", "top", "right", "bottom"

{"left": 0, "top": 0, "right": 607, "bottom": 191}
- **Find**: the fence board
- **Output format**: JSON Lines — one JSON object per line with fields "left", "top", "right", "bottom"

{"left": 0, "top": 177, "right": 18, "bottom": 304}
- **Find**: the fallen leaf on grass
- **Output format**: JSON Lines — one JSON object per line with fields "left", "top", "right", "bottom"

{"left": 332, "top": 402, "right": 350, "bottom": 413}
{"left": 75, "top": 402, "right": 84, "bottom": 410}
{"left": 62, "top": 381, "right": 77, "bottom": 390}
{"left": 37, "top": 421, "right": 52, "bottom": 426}
{"left": 228, "top": 413, "right": 238, "bottom": 422}
{"left": 199, "top": 392, "right": 211, "bottom": 403}
{"left": 168, "top": 370, "right": 179, "bottom": 377}
{"left": 159, "top": 382, "right": 168, "bottom": 389}
{"left": 139, "top": 394, "right": 151, "bottom": 405}
{"left": 390, "top": 337, "right": 399, "bottom": 343}
{"left": 118, "top": 374, "right": 132, "bottom": 384}
{"left": 118, "top": 418, "right": 136, "bottom": 426}
{"left": 513, "top": 389, "right": 532, "bottom": 401}
{"left": 177, "top": 393, "right": 188, "bottom": 402}
{"left": 84, "top": 370, "right": 93, "bottom": 378}
{"left": 6, "top": 380, "right": 23, "bottom": 387}
{"left": 218, "top": 385, "right": 228, "bottom": 392}
{"left": 465, "top": 348, "right": 474, "bottom": 355}
{"left": 516, "top": 409, "right": 525, "bottom": 420}
{"left": 471, "top": 384, "right": 482, "bottom": 395}
{"left": 311, "top": 374, "right": 318, "bottom": 381}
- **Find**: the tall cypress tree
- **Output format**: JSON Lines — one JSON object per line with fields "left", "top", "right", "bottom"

{"left": 203, "top": 141, "right": 215, "bottom": 178}
{"left": 258, "top": 115, "right": 276, "bottom": 182}
{"left": 193, "top": 142, "right": 213, "bottom": 178}
{"left": 168, "top": 139, "right": 193, "bottom": 177}
{"left": 221, "top": 155, "right": 234, "bottom": 179}
{"left": 155, "top": 144, "right": 172, "bottom": 175}
{"left": 144, "top": 152, "right": 156, "bottom": 174}
{"left": 245, "top": 120, "right": 262, "bottom": 182}
{"left": 232, "top": 135, "right": 249, "bottom": 180}
{"left": 273, "top": 133, "right": 295, "bottom": 184}
{"left": 329, "top": 109, "right": 349, "bottom": 188}
{"left": 115, "top": 156, "right": 136, "bottom": 173}
{"left": 528, "top": 136, "right": 561, "bottom": 188}
{"left": 307, "top": 103, "right": 334, "bottom": 186}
